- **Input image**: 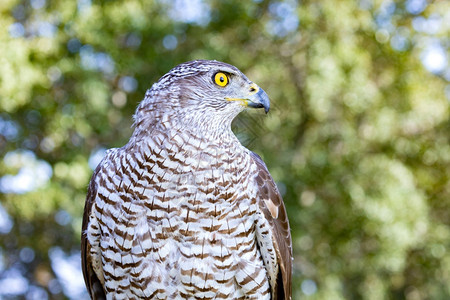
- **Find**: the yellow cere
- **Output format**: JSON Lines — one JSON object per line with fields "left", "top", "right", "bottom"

{"left": 214, "top": 72, "right": 229, "bottom": 87}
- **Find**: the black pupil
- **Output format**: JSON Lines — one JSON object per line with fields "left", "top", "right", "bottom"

{"left": 219, "top": 76, "right": 225, "bottom": 82}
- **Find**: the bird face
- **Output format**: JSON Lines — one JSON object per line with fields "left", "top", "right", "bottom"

{"left": 172, "top": 60, "right": 270, "bottom": 116}
{"left": 208, "top": 66, "right": 270, "bottom": 114}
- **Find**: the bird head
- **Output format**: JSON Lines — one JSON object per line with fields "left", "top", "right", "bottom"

{"left": 135, "top": 60, "right": 270, "bottom": 133}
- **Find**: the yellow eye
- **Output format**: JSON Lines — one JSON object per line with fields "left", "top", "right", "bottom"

{"left": 214, "top": 72, "right": 229, "bottom": 87}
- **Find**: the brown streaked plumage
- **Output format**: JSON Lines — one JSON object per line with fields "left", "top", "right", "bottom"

{"left": 81, "top": 60, "right": 292, "bottom": 299}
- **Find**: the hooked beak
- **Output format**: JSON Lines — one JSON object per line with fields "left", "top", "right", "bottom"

{"left": 247, "top": 87, "right": 270, "bottom": 114}
{"left": 225, "top": 84, "right": 271, "bottom": 114}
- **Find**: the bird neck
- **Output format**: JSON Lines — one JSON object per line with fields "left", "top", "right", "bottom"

{"left": 174, "top": 109, "right": 238, "bottom": 143}
{"left": 132, "top": 110, "right": 241, "bottom": 150}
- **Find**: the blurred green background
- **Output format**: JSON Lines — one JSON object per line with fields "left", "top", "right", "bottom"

{"left": 0, "top": 0, "right": 449, "bottom": 299}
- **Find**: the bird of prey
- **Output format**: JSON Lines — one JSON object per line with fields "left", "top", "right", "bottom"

{"left": 81, "top": 60, "right": 292, "bottom": 299}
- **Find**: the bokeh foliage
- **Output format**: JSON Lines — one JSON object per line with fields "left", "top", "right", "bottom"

{"left": 0, "top": 0, "right": 449, "bottom": 299}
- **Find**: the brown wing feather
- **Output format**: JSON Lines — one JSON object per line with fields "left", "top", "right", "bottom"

{"left": 81, "top": 164, "right": 106, "bottom": 300}
{"left": 251, "top": 152, "right": 293, "bottom": 300}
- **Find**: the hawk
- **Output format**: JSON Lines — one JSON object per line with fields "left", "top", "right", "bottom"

{"left": 81, "top": 60, "right": 292, "bottom": 299}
